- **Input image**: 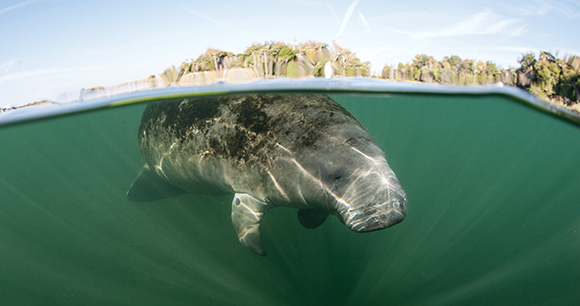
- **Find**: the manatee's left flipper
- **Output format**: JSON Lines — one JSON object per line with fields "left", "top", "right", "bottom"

{"left": 297, "top": 208, "right": 329, "bottom": 229}
{"left": 231, "top": 193, "right": 269, "bottom": 256}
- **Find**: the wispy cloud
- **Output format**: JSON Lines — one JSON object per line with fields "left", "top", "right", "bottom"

{"left": 510, "top": 24, "right": 527, "bottom": 37}
{"left": 0, "top": 60, "right": 17, "bottom": 73}
{"left": 285, "top": 0, "right": 322, "bottom": 5}
{"left": 332, "top": 0, "right": 362, "bottom": 38}
{"left": 517, "top": 0, "right": 580, "bottom": 19}
{"left": 489, "top": 24, "right": 528, "bottom": 47}
{"left": 0, "top": 0, "right": 42, "bottom": 15}
{"left": 416, "top": 8, "right": 524, "bottom": 38}
{"left": 358, "top": 11, "right": 370, "bottom": 33}
{"left": 0, "top": 67, "right": 102, "bottom": 86}
{"left": 494, "top": 46, "right": 541, "bottom": 54}
{"left": 325, "top": 0, "right": 341, "bottom": 27}
{"left": 182, "top": 7, "right": 253, "bottom": 38}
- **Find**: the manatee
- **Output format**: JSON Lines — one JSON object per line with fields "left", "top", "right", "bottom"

{"left": 127, "top": 94, "right": 407, "bottom": 255}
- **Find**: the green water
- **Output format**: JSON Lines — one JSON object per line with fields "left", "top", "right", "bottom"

{"left": 1, "top": 93, "right": 579, "bottom": 305}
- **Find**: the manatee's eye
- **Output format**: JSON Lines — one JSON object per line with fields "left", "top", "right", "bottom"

{"left": 323, "top": 160, "right": 347, "bottom": 183}
{"left": 329, "top": 169, "right": 346, "bottom": 181}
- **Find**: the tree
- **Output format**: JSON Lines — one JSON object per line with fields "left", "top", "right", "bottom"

{"left": 331, "top": 42, "right": 369, "bottom": 77}
{"left": 486, "top": 61, "right": 499, "bottom": 82}
{"left": 159, "top": 66, "right": 180, "bottom": 86}
{"left": 444, "top": 55, "right": 463, "bottom": 74}
{"left": 517, "top": 52, "right": 536, "bottom": 72}
{"left": 382, "top": 65, "right": 392, "bottom": 79}
{"left": 164, "top": 43, "right": 579, "bottom": 111}
{"left": 439, "top": 68, "right": 454, "bottom": 84}
{"left": 563, "top": 55, "right": 580, "bottom": 102}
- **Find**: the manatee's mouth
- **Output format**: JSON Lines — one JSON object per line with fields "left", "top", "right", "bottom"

{"left": 343, "top": 204, "right": 407, "bottom": 233}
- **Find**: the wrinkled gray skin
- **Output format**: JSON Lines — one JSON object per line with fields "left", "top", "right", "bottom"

{"left": 127, "top": 94, "right": 407, "bottom": 255}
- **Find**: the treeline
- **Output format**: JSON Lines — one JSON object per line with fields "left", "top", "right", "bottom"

{"left": 382, "top": 52, "right": 580, "bottom": 107}
{"left": 157, "top": 40, "right": 579, "bottom": 110}
{"left": 158, "top": 40, "right": 370, "bottom": 85}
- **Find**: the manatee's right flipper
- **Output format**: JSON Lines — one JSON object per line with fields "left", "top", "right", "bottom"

{"left": 297, "top": 208, "right": 329, "bottom": 229}
{"left": 231, "top": 193, "right": 269, "bottom": 256}
{"left": 126, "top": 164, "right": 187, "bottom": 202}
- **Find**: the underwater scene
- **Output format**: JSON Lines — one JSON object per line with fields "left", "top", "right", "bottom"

{"left": 0, "top": 79, "right": 579, "bottom": 305}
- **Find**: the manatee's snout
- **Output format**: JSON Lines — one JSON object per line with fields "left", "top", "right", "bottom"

{"left": 338, "top": 186, "right": 407, "bottom": 233}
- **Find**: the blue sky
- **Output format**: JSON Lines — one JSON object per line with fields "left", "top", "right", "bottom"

{"left": 1, "top": 0, "right": 579, "bottom": 107}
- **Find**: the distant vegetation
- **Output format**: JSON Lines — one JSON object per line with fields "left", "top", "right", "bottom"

{"left": 382, "top": 51, "right": 580, "bottom": 110}
{"left": 157, "top": 40, "right": 578, "bottom": 112}
{"left": 157, "top": 40, "right": 370, "bottom": 87}
{"left": 10, "top": 40, "right": 575, "bottom": 114}
{"left": 184, "top": 40, "right": 370, "bottom": 78}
